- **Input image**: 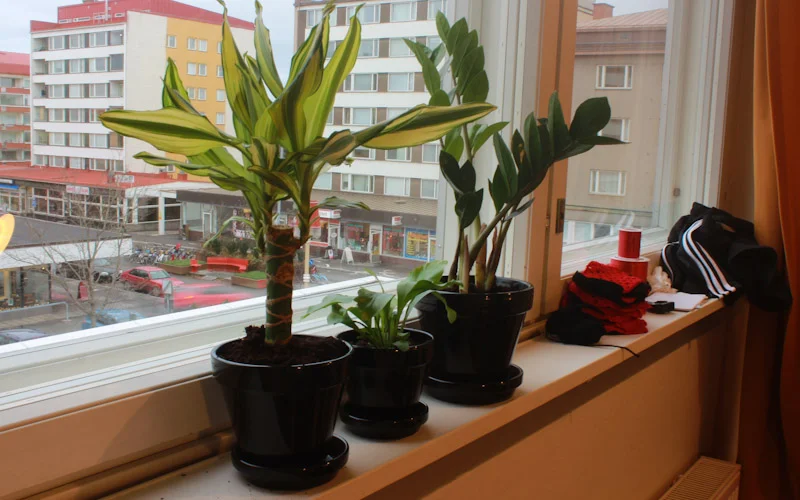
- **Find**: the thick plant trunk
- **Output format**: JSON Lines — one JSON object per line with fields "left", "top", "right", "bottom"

{"left": 264, "top": 225, "right": 298, "bottom": 344}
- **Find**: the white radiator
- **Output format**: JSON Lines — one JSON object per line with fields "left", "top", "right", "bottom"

{"left": 660, "top": 457, "right": 741, "bottom": 500}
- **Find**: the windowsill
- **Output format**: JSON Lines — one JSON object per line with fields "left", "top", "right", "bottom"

{"left": 106, "top": 300, "right": 725, "bottom": 500}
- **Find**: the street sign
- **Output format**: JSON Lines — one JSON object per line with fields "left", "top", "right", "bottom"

{"left": 66, "top": 185, "right": 90, "bottom": 195}
{"left": 163, "top": 280, "right": 174, "bottom": 296}
{"left": 114, "top": 174, "right": 135, "bottom": 184}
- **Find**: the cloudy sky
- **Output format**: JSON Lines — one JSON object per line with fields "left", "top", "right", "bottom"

{"left": 2, "top": 0, "right": 667, "bottom": 77}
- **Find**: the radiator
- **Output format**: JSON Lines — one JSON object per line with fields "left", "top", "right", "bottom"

{"left": 660, "top": 457, "right": 741, "bottom": 500}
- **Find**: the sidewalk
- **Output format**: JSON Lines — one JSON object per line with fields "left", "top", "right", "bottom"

{"left": 131, "top": 231, "right": 203, "bottom": 250}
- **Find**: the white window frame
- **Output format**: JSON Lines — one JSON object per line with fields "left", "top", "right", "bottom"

{"left": 217, "top": 41, "right": 223, "bottom": 54}
{"left": 215, "top": 112, "right": 225, "bottom": 125}
{"left": 49, "top": 60, "right": 66, "bottom": 75}
{"left": 68, "top": 34, "right": 84, "bottom": 49}
{"left": 388, "top": 72, "right": 415, "bottom": 92}
{"left": 343, "top": 73, "right": 378, "bottom": 92}
{"left": 89, "top": 83, "right": 107, "bottom": 98}
{"left": 198, "top": 64, "right": 207, "bottom": 77}
{"left": 187, "top": 63, "right": 197, "bottom": 76}
{"left": 217, "top": 65, "right": 224, "bottom": 78}
{"left": 428, "top": 0, "right": 447, "bottom": 19}
{"left": 346, "top": 4, "right": 379, "bottom": 25}
{"left": 187, "top": 37, "right": 197, "bottom": 51}
{"left": 307, "top": 8, "right": 323, "bottom": 27}
{"left": 49, "top": 36, "right": 66, "bottom": 50}
{"left": 389, "top": 38, "right": 414, "bottom": 57}
{"left": 198, "top": 39, "right": 208, "bottom": 52}
{"left": 314, "top": 172, "right": 333, "bottom": 190}
{"left": 420, "top": 178, "right": 439, "bottom": 199}
{"left": 598, "top": 117, "right": 630, "bottom": 142}
{"left": 197, "top": 88, "right": 207, "bottom": 101}
{"left": 390, "top": 1, "right": 417, "bottom": 22}
{"left": 384, "top": 176, "right": 411, "bottom": 196}
{"left": 89, "top": 31, "right": 108, "bottom": 48}
{"left": 341, "top": 173, "right": 375, "bottom": 193}
{"left": 422, "top": 143, "right": 440, "bottom": 163}
{"left": 89, "top": 57, "right": 108, "bottom": 73}
{"left": 358, "top": 38, "right": 379, "bottom": 58}
{"left": 186, "top": 87, "right": 196, "bottom": 99}
{"left": 167, "top": 35, "right": 177, "bottom": 48}
{"left": 595, "top": 65, "right": 634, "bottom": 90}
{"left": 327, "top": 110, "right": 335, "bottom": 125}
{"left": 216, "top": 89, "right": 225, "bottom": 102}
{"left": 350, "top": 146, "right": 375, "bottom": 160}
{"left": 386, "top": 147, "right": 412, "bottom": 162}
{"left": 588, "top": 169, "right": 627, "bottom": 196}
{"left": 344, "top": 107, "right": 376, "bottom": 126}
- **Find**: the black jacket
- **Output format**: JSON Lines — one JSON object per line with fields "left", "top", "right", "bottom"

{"left": 661, "top": 203, "right": 791, "bottom": 311}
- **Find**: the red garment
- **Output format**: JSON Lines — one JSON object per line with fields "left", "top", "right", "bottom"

{"left": 582, "top": 261, "right": 647, "bottom": 294}
{"left": 567, "top": 282, "right": 649, "bottom": 317}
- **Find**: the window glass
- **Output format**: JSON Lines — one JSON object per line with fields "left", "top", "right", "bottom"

{"left": 50, "top": 132, "right": 66, "bottom": 146}
{"left": 68, "top": 109, "right": 83, "bottom": 123}
{"left": 358, "top": 39, "right": 378, "bottom": 58}
{"left": 386, "top": 147, "right": 411, "bottom": 161}
{"left": 351, "top": 147, "right": 374, "bottom": 159}
{"left": 216, "top": 113, "right": 225, "bottom": 125}
{"left": 167, "top": 35, "right": 177, "bottom": 48}
{"left": 50, "top": 35, "right": 66, "bottom": 50}
{"left": 384, "top": 177, "right": 410, "bottom": 196}
{"left": 218, "top": 41, "right": 223, "bottom": 54}
{"left": 69, "top": 34, "right": 84, "bottom": 49}
{"left": 426, "top": 36, "right": 442, "bottom": 50}
{"left": 90, "top": 32, "right": 108, "bottom": 47}
{"left": 596, "top": 65, "right": 633, "bottom": 89}
{"left": 110, "top": 30, "right": 123, "bottom": 45}
{"left": 110, "top": 81, "right": 124, "bottom": 98}
{"left": 69, "top": 133, "right": 83, "bottom": 147}
{"left": 422, "top": 143, "right": 440, "bottom": 163}
{"left": 198, "top": 40, "right": 208, "bottom": 52}
{"left": 428, "top": 0, "right": 447, "bottom": 19}
{"left": 187, "top": 62, "right": 197, "bottom": 75}
{"left": 187, "top": 37, "right": 197, "bottom": 50}
{"left": 314, "top": 172, "right": 333, "bottom": 190}
{"left": 198, "top": 64, "right": 207, "bottom": 76}
{"left": 90, "top": 57, "right": 108, "bottom": 72}
{"left": 90, "top": 83, "right": 107, "bottom": 97}
{"left": 90, "top": 134, "right": 109, "bottom": 148}
{"left": 348, "top": 108, "right": 375, "bottom": 126}
{"left": 589, "top": 170, "right": 626, "bottom": 196}
{"left": 420, "top": 179, "right": 439, "bottom": 199}
{"left": 217, "top": 65, "right": 224, "bottom": 77}
{"left": 197, "top": 88, "right": 207, "bottom": 100}
{"left": 391, "top": 2, "right": 416, "bottom": 22}
{"left": 216, "top": 89, "right": 225, "bottom": 102}
{"left": 347, "top": 5, "right": 379, "bottom": 24}
{"left": 599, "top": 118, "right": 629, "bottom": 141}
{"left": 48, "top": 109, "right": 65, "bottom": 122}
{"left": 390, "top": 38, "right": 413, "bottom": 57}
{"left": 49, "top": 60, "right": 66, "bottom": 74}
{"left": 344, "top": 74, "right": 377, "bottom": 92}
{"left": 387, "top": 107, "right": 409, "bottom": 120}
{"left": 342, "top": 174, "right": 374, "bottom": 192}
{"left": 307, "top": 9, "right": 323, "bottom": 27}
{"left": 388, "top": 73, "right": 414, "bottom": 91}
{"left": 68, "top": 59, "right": 85, "bottom": 74}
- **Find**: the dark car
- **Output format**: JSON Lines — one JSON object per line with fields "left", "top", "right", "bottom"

{"left": 81, "top": 309, "right": 144, "bottom": 329}
{"left": 119, "top": 266, "right": 184, "bottom": 297}
{"left": 57, "top": 258, "right": 121, "bottom": 284}
{"left": 0, "top": 329, "right": 47, "bottom": 345}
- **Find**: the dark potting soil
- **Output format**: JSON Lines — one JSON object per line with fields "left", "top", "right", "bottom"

{"left": 217, "top": 326, "right": 346, "bottom": 366}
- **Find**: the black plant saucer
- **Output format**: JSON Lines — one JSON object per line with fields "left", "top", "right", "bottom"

{"left": 340, "top": 401, "right": 429, "bottom": 440}
{"left": 231, "top": 435, "right": 348, "bottom": 491}
{"left": 425, "top": 364, "right": 524, "bottom": 406}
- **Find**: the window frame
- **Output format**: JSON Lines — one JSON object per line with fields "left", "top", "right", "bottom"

{"left": 346, "top": 4, "right": 379, "bottom": 25}
{"left": 588, "top": 169, "right": 627, "bottom": 196}
{"left": 420, "top": 178, "right": 439, "bottom": 199}
{"left": 215, "top": 112, "right": 225, "bottom": 125}
{"left": 314, "top": 172, "right": 333, "bottom": 190}
{"left": 595, "top": 64, "right": 634, "bottom": 90}
{"left": 386, "top": 147, "right": 412, "bottom": 162}
{"left": 389, "top": 38, "right": 414, "bottom": 57}
{"left": 383, "top": 176, "right": 411, "bottom": 197}
{"left": 341, "top": 173, "right": 375, "bottom": 193}
{"left": 216, "top": 89, "right": 225, "bottom": 102}
{"left": 599, "top": 117, "right": 630, "bottom": 142}
{"left": 422, "top": 143, "right": 440, "bottom": 163}
{"left": 358, "top": 38, "right": 380, "bottom": 58}
{"left": 350, "top": 146, "right": 375, "bottom": 160}
{"left": 387, "top": 72, "right": 415, "bottom": 92}
{"left": 167, "top": 35, "right": 177, "bottom": 48}
{"left": 343, "top": 73, "right": 378, "bottom": 92}
{"left": 343, "top": 107, "right": 377, "bottom": 126}
{"left": 390, "top": 1, "right": 417, "bottom": 22}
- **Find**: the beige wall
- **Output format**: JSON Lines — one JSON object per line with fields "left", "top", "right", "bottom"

{"left": 567, "top": 52, "right": 665, "bottom": 223}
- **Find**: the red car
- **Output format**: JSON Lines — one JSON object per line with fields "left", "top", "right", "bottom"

{"left": 119, "top": 267, "right": 184, "bottom": 297}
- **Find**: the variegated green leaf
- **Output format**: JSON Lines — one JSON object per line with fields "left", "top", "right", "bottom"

{"left": 254, "top": 0, "right": 285, "bottom": 98}
{"left": 162, "top": 58, "right": 189, "bottom": 109}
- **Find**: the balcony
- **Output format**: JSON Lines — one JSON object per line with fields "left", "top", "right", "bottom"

{"left": 1, "top": 142, "right": 30, "bottom": 151}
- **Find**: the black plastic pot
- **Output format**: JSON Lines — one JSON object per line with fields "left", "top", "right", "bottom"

{"left": 337, "top": 329, "right": 434, "bottom": 439}
{"left": 415, "top": 278, "right": 534, "bottom": 405}
{"left": 211, "top": 335, "right": 352, "bottom": 488}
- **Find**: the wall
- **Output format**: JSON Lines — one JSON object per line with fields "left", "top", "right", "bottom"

{"left": 367, "top": 310, "right": 741, "bottom": 499}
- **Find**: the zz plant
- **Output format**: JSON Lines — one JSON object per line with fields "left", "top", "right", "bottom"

{"left": 305, "top": 261, "right": 458, "bottom": 350}
{"left": 407, "top": 14, "right": 625, "bottom": 293}
{"left": 100, "top": 1, "right": 494, "bottom": 345}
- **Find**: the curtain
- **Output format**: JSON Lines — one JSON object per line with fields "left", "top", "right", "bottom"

{"left": 737, "top": 0, "right": 800, "bottom": 498}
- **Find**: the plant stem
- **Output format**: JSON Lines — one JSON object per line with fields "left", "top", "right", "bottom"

{"left": 264, "top": 225, "right": 298, "bottom": 344}
{"left": 448, "top": 230, "right": 462, "bottom": 282}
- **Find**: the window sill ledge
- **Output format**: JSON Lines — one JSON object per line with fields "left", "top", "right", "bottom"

{"left": 104, "top": 300, "right": 725, "bottom": 500}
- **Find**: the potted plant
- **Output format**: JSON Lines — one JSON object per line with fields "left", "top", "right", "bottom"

{"left": 306, "top": 261, "right": 458, "bottom": 440}
{"left": 100, "top": 1, "right": 494, "bottom": 490}
{"left": 406, "top": 15, "right": 624, "bottom": 405}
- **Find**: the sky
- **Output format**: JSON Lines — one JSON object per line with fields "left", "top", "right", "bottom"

{"left": 2, "top": 0, "right": 667, "bottom": 76}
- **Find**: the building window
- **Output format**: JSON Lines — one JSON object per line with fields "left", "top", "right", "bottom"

{"left": 49, "top": 60, "right": 66, "bottom": 75}
{"left": 89, "top": 109, "right": 103, "bottom": 123}
{"left": 187, "top": 63, "right": 197, "bottom": 75}
{"left": 68, "top": 133, "right": 83, "bottom": 147}
{"left": 90, "top": 57, "right": 108, "bottom": 73}
{"left": 69, "top": 157, "right": 84, "bottom": 169}
{"left": 50, "top": 156, "right": 66, "bottom": 168}
{"left": 48, "top": 85, "right": 67, "bottom": 98}
{"left": 427, "top": 36, "right": 442, "bottom": 50}
{"left": 599, "top": 118, "right": 630, "bottom": 142}
{"left": 216, "top": 112, "right": 225, "bottom": 125}
{"left": 216, "top": 89, "right": 225, "bottom": 102}
{"left": 68, "top": 109, "right": 83, "bottom": 123}
{"left": 420, "top": 179, "right": 439, "bottom": 199}
{"left": 388, "top": 73, "right": 415, "bottom": 92}
{"left": 422, "top": 143, "right": 440, "bottom": 163}
{"left": 111, "top": 160, "right": 125, "bottom": 172}
{"left": 68, "top": 34, "right": 84, "bottom": 49}
{"left": 346, "top": 5, "right": 379, "bottom": 24}
{"left": 68, "top": 84, "right": 84, "bottom": 98}
{"left": 110, "top": 81, "right": 124, "bottom": 98}
{"left": 110, "top": 30, "right": 124, "bottom": 45}
{"left": 167, "top": 35, "right": 177, "bottom": 48}
{"left": 596, "top": 65, "right": 633, "bottom": 89}
{"left": 110, "top": 54, "right": 124, "bottom": 71}
{"left": 387, "top": 107, "right": 409, "bottom": 120}
{"left": 344, "top": 107, "right": 376, "bottom": 126}
{"left": 89, "top": 159, "right": 106, "bottom": 171}
{"left": 49, "top": 36, "right": 66, "bottom": 50}
{"left": 47, "top": 109, "right": 65, "bottom": 122}
{"left": 90, "top": 32, "right": 108, "bottom": 47}
{"left": 358, "top": 39, "right": 379, "bottom": 58}
{"left": 314, "top": 172, "right": 333, "bottom": 190}
{"left": 217, "top": 41, "right": 223, "bottom": 54}
{"left": 187, "top": 37, "right": 197, "bottom": 50}
{"left": 89, "top": 83, "right": 108, "bottom": 97}
{"left": 187, "top": 87, "right": 196, "bottom": 99}
{"left": 391, "top": 2, "right": 417, "bottom": 22}
{"left": 198, "top": 64, "right": 207, "bottom": 76}
{"left": 90, "top": 134, "right": 109, "bottom": 148}
{"left": 326, "top": 110, "right": 334, "bottom": 125}
{"left": 341, "top": 174, "right": 374, "bottom": 193}
{"left": 384, "top": 177, "right": 411, "bottom": 196}
{"left": 326, "top": 40, "right": 340, "bottom": 59}
{"left": 589, "top": 170, "right": 627, "bottom": 196}
{"left": 68, "top": 59, "right": 85, "bottom": 74}
{"left": 307, "top": 9, "right": 323, "bottom": 27}
{"left": 389, "top": 38, "right": 413, "bottom": 57}
{"left": 198, "top": 39, "right": 208, "bottom": 52}
{"left": 197, "top": 88, "right": 207, "bottom": 101}
{"left": 387, "top": 147, "right": 411, "bottom": 162}
{"left": 343, "top": 73, "right": 378, "bottom": 92}
{"left": 351, "top": 147, "right": 375, "bottom": 160}
{"left": 49, "top": 132, "right": 66, "bottom": 146}
{"left": 217, "top": 65, "right": 224, "bottom": 77}
{"left": 428, "top": 0, "right": 447, "bottom": 19}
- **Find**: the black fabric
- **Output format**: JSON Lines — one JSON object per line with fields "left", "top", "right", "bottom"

{"left": 661, "top": 202, "right": 792, "bottom": 311}
{"left": 545, "top": 304, "right": 607, "bottom": 346}
{"left": 571, "top": 271, "right": 650, "bottom": 306}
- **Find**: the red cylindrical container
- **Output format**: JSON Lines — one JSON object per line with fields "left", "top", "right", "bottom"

{"left": 618, "top": 228, "right": 642, "bottom": 259}
{"left": 609, "top": 256, "right": 649, "bottom": 281}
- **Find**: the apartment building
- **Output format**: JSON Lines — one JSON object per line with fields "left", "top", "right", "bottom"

{"left": 294, "top": 0, "right": 447, "bottom": 264}
{"left": 13, "top": 0, "right": 254, "bottom": 231}
{"left": 565, "top": 6, "right": 668, "bottom": 245}
{"left": 0, "top": 52, "right": 31, "bottom": 167}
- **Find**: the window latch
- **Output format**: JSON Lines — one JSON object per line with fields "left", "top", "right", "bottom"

{"left": 555, "top": 198, "right": 566, "bottom": 234}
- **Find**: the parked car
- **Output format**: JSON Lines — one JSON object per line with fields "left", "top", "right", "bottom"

{"left": 0, "top": 328, "right": 47, "bottom": 345}
{"left": 57, "top": 258, "right": 121, "bottom": 284}
{"left": 119, "top": 267, "right": 184, "bottom": 297}
{"left": 81, "top": 309, "right": 144, "bottom": 329}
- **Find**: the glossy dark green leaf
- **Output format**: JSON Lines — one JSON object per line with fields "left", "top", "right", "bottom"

{"left": 579, "top": 135, "right": 627, "bottom": 145}
{"left": 504, "top": 197, "right": 535, "bottom": 221}
{"left": 547, "top": 92, "right": 571, "bottom": 157}
{"left": 569, "top": 97, "right": 612, "bottom": 140}
{"left": 452, "top": 30, "right": 478, "bottom": 80}
{"left": 455, "top": 189, "right": 483, "bottom": 230}
{"left": 462, "top": 71, "right": 489, "bottom": 103}
{"left": 493, "top": 132, "right": 518, "bottom": 195}
{"left": 436, "top": 12, "right": 451, "bottom": 47}
{"left": 489, "top": 168, "right": 509, "bottom": 212}
{"left": 444, "top": 135, "right": 464, "bottom": 162}
{"left": 405, "top": 39, "right": 441, "bottom": 94}
{"left": 445, "top": 18, "right": 468, "bottom": 53}
{"left": 512, "top": 130, "right": 532, "bottom": 189}
{"left": 429, "top": 89, "right": 450, "bottom": 106}
{"left": 456, "top": 47, "right": 485, "bottom": 94}
{"left": 471, "top": 121, "right": 508, "bottom": 155}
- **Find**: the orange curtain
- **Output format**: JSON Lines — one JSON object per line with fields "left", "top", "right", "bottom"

{"left": 739, "top": 0, "right": 800, "bottom": 498}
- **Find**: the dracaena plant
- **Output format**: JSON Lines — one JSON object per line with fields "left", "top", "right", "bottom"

{"left": 100, "top": 2, "right": 494, "bottom": 345}
{"left": 304, "top": 261, "right": 458, "bottom": 351}
{"left": 407, "top": 13, "right": 624, "bottom": 293}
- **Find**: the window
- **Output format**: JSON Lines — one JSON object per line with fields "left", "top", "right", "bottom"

{"left": 110, "top": 54, "right": 124, "bottom": 71}
{"left": 186, "top": 87, "right": 196, "bottom": 99}
{"left": 386, "top": 147, "right": 411, "bottom": 161}
{"left": 69, "top": 34, "right": 84, "bottom": 49}
{"left": 327, "top": 40, "right": 339, "bottom": 59}
{"left": 197, "top": 88, "right": 207, "bottom": 101}
{"left": 589, "top": 170, "right": 626, "bottom": 196}
{"left": 90, "top": 57, "right": 108, "bottom": 73}
{"left": 346, "top": 5, "right": 379, "bottom": 24}
{"left": 344, "top": 107, "right": 376, "bottom": 126}
{"left": 50, "top": 156, "right": 66, "bottom": 167}
{"left": 69, "top": 157, "right": 84, "bottom": 169}
{"left": 48, "top": 109, "right": 65, "bottom": 122}
{"left": 343, "top": 73, "right": 378, "bottom": 92}
{"left": 387, "top": 107, "right": 409, "bottom": 120}
{"left": 89, "top": 109, "right": 103, "bottom": 123}
{"left": 384, "top": 177, "right": 411, "bottom": 196}
{"left": 110, "top": 30, "right": 123, "bottom": 45}
{"left": 69, "top": 59, "right": 85, "bottom": 74}
{"left": 388, "top": 73, "right": 415, "bottom": 92}
{"left": 351, "top": 147, "right": 375, "bottom": 160}
{"left": 307, "top": 9, "right": 323, "bottom": 27}
{"left": 49, "top": 132, "right": 66, "bottom": 146}
{"left": 49, "top": 60, "right": 66, "bottom": 74}
{"left": 216, "top": 112, "right": 225, "bottom": 125}
{"left": 48, "top": 85, "right": 67, "bottom": 98}
{"left": 111, "top": 159, "right": 125, "bottom": 172}
{"left": 596, "top": 65, "right": 633, "bottom": 89}
{"left": 68, "top": 133, "right": 83, "bottom": 147}
{"left": 187, "top": 63, "right": 197, "bottom": 75}
{"left": 90, "top": 158, "right": 107, "bottom": 171}
{"left": 198, "top": 64, "right": 207, "bottom": 77}
{"left": 90, "top": 134, "right": 109, "bottom": 148}
{"left": 391, "top": 2, "right": 416, "bottom": 22}
{"left": 358, "top": 39, "right": 379, "bottom": 58}
{"left": 390, "top": 38, "right": 413, "bottom": 57}
{"left": 49, "top": 36, "right": 66, "bottom": 50}
{"left": 167, "top": 35, "right": 177, "bottom": 48}
{"left": 90, "top": 83, "right": 108, "bottom": 97}
{"left": 109, "top": 132, "right": 123, "bottom": 148}
{"left": 420, "top": 179, "right": 439, "bottom": 199}
{"left": 69, "top": 84, "right": 85, "bottom": 98}
{"left": 341, "top": 173, "right": 374, "bottom": 193}
{"left": 90, "top": 32, "right": 108, "bottom": 47}
{"left": 427, "top": 36, "right": 442, "bottom": 50}
{"left": 110, "top": 81, "right": 124, "bottom": 98}
{"left": 314, "top": 172, "right": 333, "bottom": 190}
{"left": 218, "top": 41, "right": 223, "bottom": 54}
{"left": 599, "top": 118, "right": 630, "bottom": 142}
{"left": 428, "top": 0, "right": 447, "bottom": 19}
{"left": 422, "top": 143, "right": 440, "bottom": 163}
{"left": 198, "top": 39, "right": 208, "bottom": 52}
{"left": 216, "top": 89, "right": 226, "bottom": 102}
{"left": 187, "top": 38, "right": 197, "bottom": 50}
{"left": 327, "top": 110, "right": 334, "bottom": 125}
{"left": 217, "top": 65, "right": 224, "bottom": 77}
{"left": 68, "top": 109, "right": 83, "bottom": 123}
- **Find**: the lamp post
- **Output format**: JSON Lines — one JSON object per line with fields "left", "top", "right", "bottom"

{"left": 303, "top": 240, "right": 311, "bottom": 286}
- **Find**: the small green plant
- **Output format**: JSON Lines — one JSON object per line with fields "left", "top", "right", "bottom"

{"left": 305, "top": 261, "right": 458, "bottom": 350}
{"left": 206, "top": 238, "right": 222, "bottom": 256}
